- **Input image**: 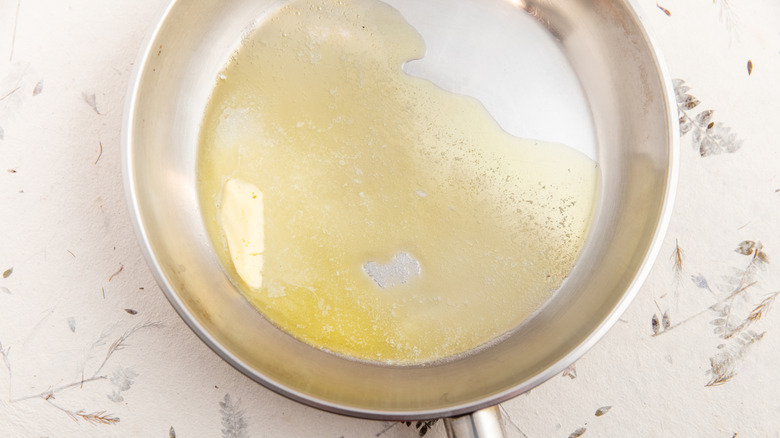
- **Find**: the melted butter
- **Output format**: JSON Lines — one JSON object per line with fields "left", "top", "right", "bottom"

{"left": 197, "top": 0, "right": 599, "bottom": 364}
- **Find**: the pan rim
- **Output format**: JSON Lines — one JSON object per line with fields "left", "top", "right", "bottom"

{"left": 121, "top": 0, "right": 679, "bottom": 420}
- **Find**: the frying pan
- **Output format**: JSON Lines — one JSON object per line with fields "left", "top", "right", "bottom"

{"left": 122, "top": 0, "right": 678, "bottom": 436}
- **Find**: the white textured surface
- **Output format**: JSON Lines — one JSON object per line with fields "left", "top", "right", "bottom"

{"left": 1, "top": 1, "right": 779, "bottom": 436}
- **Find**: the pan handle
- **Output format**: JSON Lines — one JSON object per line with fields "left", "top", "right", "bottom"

{"left": 443, "top": 405, "right": 505, "bottom": 438}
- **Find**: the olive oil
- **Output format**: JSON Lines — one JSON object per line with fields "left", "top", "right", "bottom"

{"left": 197, "top": 0, "right": 598, "bottom": 364}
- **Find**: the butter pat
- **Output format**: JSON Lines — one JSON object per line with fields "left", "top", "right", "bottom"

{"left": 219, "top": 178, "right": 265, "bottom": 289}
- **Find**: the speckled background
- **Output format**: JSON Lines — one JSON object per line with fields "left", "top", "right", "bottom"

{"left": 1, "top": 1, "right": 779, "bottom": 436}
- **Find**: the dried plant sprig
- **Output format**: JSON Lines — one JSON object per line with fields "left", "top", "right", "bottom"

{"left": 653, "top": 279, "right": 758, "bottom": 338}
{"left": 674, "top": 79, "right": 742, "bottom": 156}
{"left": 736, "top": 241, "right": 769, "bottom": 267}
{"left": 713, "top": 0, "right": 740, "bottom": 36}
{"left": 671, "top": 239, "right": 684, "bottom": 282}
{"left": 8, "top": 0, "right": 20, "bottom": 61}
{"left": 705, "top": 355, "right": 735, "bottom": 387}
{"left": 706, "top": 331, "right": 765, "bottom": 387}
{"left": 13, "top": 375, "right": 109, "bottom": 404}
{"left": 404, "top": 420, "right": 439, "bottom": 437}
{"left": 93, "top": 321, "right": 163, "bottom": 378}
{"left": 746, "top": 292, "right": 779, "bottom": 323}
{"left": 0, "top": 322, "right": 161, "bottom": 427}
{"left": 707, "top": 241, "right": 767, "bottom": 338}
{"left": 375, "top": 423, "right": 399, "bottom": 437}
{"left": 724, "top": 291, "right": 780, "bottom": 338}
{"left": 0, "top": 86, "right": 20, "bottom": 102}
{"left": 2, "top": 321, "right": 162, "bottom": 413}
{"left": 47, "top": 399, "right": 119, "bottom": 424}
{"left": 220, "top": 393, "right": 249, "bottom": 438}
{"left": 73, "top": 410, "right": 121, "bottom": 425}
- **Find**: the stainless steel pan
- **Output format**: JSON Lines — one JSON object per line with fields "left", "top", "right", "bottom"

{"left": 122, "top": 0, "right": 678, "bottom": 436}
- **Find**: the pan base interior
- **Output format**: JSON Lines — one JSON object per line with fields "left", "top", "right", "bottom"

{"left": 196, "top": 0, "right": 599, "bottom": 365}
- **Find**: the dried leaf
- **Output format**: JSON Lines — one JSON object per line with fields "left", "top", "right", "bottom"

{"left": 107, "top": 390, "right": 124, "bottom": 403}
{"left": 93, "top": 321, "right": 164, "bottom": 377}
{"left": 33, "top": 80, "right": 44, "bottom": 96}
{"left": 709, "top": 122, "right": 727, "bottom": 139}
{"left": 124, "top": 309, "right": 138, "bottom": 315}
{"left": 82, "top": 92, "right": 101, "bottom": 114}
{"left": 109, "top": 367, "right": 138, "bottom": 392}
{"left": 595, "top": 406, "right": 612, "bottom": 416}
{"left": 750, "top": 331, "right": 765, "bottom": 342}
{"left": 728, "top": 139, "right": 742, "bottom": 153}
{"left": 747, "top": 60, "right": 753, "bottom": 75}
{"left": 662, "top": 311, "right": 671, "bottom": 330}
{"left": 679, "top": 115, "right": 693, "bottom": 135}
{"left": 699, "top": 136, "right": 717, "bottom": 157}
{"left": 682, "top": 95, "right": 701, "bottom": 110}
{"left": 676, "top": 86, "right": 691, "bottom": 97}
{"left": 569, "top": 427, "right": 587, "bottom": 438}
{"left": 67, "top": 317, "right": 76, "bottom": 333}
{"left": 735, "top": 241, "right": 756, "bottom": 255}
{"left": 695, "top": 110, "right": 714, "bottom": 127}
{"left": 693, "top": 127, "right": 705, "bottom": 146}
{"left": 691, "top": 274, "right": 714, "bottom": 293}
{"left": 2, "top": 268, "right": 12, "bottom": 278}
{"left": 170, "top": 426, "right": 176, "bottom": 438}
{"left": 651, "top": 314, "right": 660, "bottom": 334}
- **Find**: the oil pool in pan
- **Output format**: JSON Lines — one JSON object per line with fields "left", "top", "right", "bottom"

{"left": 197, "top": 0, "right": 599, "bottom": 365}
